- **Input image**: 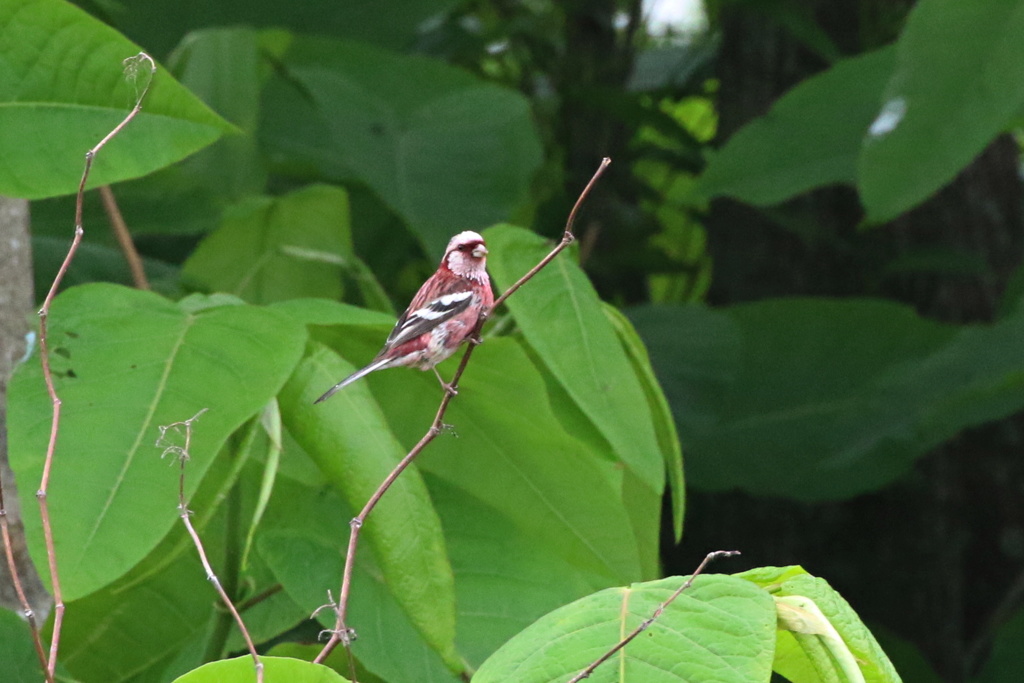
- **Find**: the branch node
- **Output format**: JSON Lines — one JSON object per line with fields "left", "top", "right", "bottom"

{"left": 319, "top": 626, "right": 357, "bottom": 645}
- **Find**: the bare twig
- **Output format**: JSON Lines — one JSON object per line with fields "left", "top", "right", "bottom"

{"left": 314, "top": 158, "right": 612, "bottom": 665}
{"left": 158, "top": 410, "right": 264, "bottom": 683}
{"left": 0, "top": 484, "right": 51, "bottom": 682}
{"left": 236, "top": 583, "right": 283, "bottom": 613}
{"left": 567, "top": 550, "right": 741, "bottom": 683}
{"left": 99, "top": 185, "right": 150, "bottom": 290}
{"left": 490, "top": 157, "right": 610, "bottom": 312}
{"left": 35, "top": 52, "right": 156, "bottom": 678}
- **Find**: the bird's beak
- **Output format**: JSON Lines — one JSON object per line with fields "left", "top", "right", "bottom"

{"left": 472, "top": 244, "right": 488, "bottom": 258}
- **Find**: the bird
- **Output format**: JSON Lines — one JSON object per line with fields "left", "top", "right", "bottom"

{"left": 315, "top": 230, "right": 494, "bottom": 403}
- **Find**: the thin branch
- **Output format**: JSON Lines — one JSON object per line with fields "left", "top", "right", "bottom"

{"left": 99, "top": 185, "right": 150, "bottom": 290}
{"left": 158, "top": 410, "right": 264, "bottom": 683}
{"left": 490, "top": 157, "right": 611, "bottom": 312}
{"left": 314, "top": 157, "right": 612, "bottom": 665}
{"left": 35, "top": 52, "right": 156, "bottom": 678}
{"left": 567, "top": 550, "right": 741, "bottom": 683}
{"left": 0, "top": 484, "right": 51, "bottom": 683}
{"left": 236, "top": 583, "right": 283, "bottom": 613}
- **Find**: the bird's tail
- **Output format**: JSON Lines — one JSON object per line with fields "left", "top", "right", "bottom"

{"left": 314, "top": 357, "right": 392, "bottom": 404}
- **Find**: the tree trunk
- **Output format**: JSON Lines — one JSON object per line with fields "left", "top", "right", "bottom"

{"left": 0, "top": 196, "right": 50, "bottom": 621}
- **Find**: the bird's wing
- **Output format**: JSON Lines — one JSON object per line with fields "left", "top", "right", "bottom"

{"left": 384, "top": 289, "right": 475, "bottom": 350}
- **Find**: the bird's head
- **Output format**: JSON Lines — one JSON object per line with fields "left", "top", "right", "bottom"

{"left": 443, "top": 231, "right": 489, "bottom": 280}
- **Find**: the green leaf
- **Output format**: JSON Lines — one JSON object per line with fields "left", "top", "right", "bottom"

{"left": 426, "top": 475, "right": 620, "bottom": 669}
{"left": 8, "top": 284, "right": 307, "bottom": 599}
{"left": 699, "top": 47, "right": 894, "bottom": 205}
{"left": 369, "top": 337, "right": 647, "bottom": 584}
{"left": 484, "top": 225, "right": 665, "bottom": 492}
{"left": 261, "top": 39, "right": 543, "bottom": 256}
{"left": 736, "top": 566, "right": 901, "bottom": 683}
{"left": 32, "top": 235, "right": 180, "bottom": 294}
{"left": 182, "top": 185, "right": 353, "bottom": 303}
{"left": 269, "top": 297, "right": 395, "bottom": 329}
{"left": 59, "top": 545, "right": 218, "bottom": 683}
{"left": 256, "top": 476, "right": 461, "bottom": 683}
{"left": 858, "top": 0, "right": 1024, "bottom": 222}
{"left": 277, "top": 343, "right": 461, "bottom": 673}
{"left": 474, "top": 575, "right": 777, "bottom": 682}
{"left": 603, "top": 302, "right": 685, "bottom": 541}
{"left": 106, "top": 414, "right": 262, "bottom": 600}
{"left": 172, "top": 656, "right": 348, "bottom": 683}
{"left": 265, "top": 643, "right": 385, "bottom": 683}
{"left": 240, "top": 400, "right": 282, "bottom": 570}
{"left": 0, "top": 0, "right": 232, "bottom": 199}
{"left": 169, "top": 27, "right": 267, "bottom": 201}
{"left": 221, "top": 560, "right": 309, "bottom": 658}
{"left": 637, "top": 298, "right": 1024, "bottom": 499}
{"left": 0, "top": 609, "right": 42, "bottom": 682}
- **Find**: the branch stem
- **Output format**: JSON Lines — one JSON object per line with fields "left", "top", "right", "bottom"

{"left": 99, "top": 185, "right": 149, "bottom": 290}
{"left": 161, "top": 410, "right": 264, "bottom": 683}
{"left": 35, "top": 52, "right": 156, "bottom": 678}
{"left": 567, "top": 550, "right": 740, "bottom": 682}
{"left": 0, "top": 484, "right": 51, "bottom": 683}
{"left": 314, "top": 158, "right": 612, "bottom": 665}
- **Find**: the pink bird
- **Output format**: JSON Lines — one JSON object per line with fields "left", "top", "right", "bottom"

{"left": 315, "top": 231, "right": 494, "bottom": 403}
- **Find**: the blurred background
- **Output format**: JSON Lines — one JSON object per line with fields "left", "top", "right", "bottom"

{"left": 22, "top": 0, "right": 1024, "bottom": 680}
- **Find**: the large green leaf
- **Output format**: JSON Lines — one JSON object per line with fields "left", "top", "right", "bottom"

{"left": 858, "top": 0, "right": 1024, "bottom": 222}
{"left": 59, "top": 544, "right": 217, "bottom": 683}
{"left": 0, "top": 609, "right": 42, "bottom": 682}
{"left": 737, "top": 566, "right": 901, "bottom": 683}
{"left": 183, "top": 185, "right": 353, "bottom": 303}
{"left": 277, "top": 343, "right": 461, "bottom": 673}
{"left": 427, "top": 475, "right": 618, "bottom": 669}
{"left": 0, "top": 0, "right": 232, "bottom": 199}
{"left": 261, "top": 39, "right": 543, "bottom": 256}
{"left": 473, "top": 575, "right": 777, "bottom": 682}
{"left": 256, "top": 475, "right": 461, "bottom": 683}
{"left": 31, "top": 235, "right": 180, "bottom": 294}
{"left": 169, "top": 26, "right": 267, "bottom": 201}
{"left": 603, "top": 302, "right": 685, "bottom": 541}
{"left": 173, "top": 656, "right": 347, "bottom": 683}
{"left": 484, "top": 225, "right": 665, "bottom": 492}
{"left": 629, "top": 298, "right": 1024, "bottom": 499}
{"left": 270, "top": 298, "right": 396, "bottom": 334}
{"left": 369, "top": 337, "right": 647, "bottom": 585}
{"left": 698, "top": 47, "right": 894, "bottom": 205}
{"left": 8, "top": 285, "right": 307, "bottom": 599}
